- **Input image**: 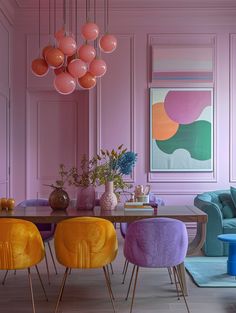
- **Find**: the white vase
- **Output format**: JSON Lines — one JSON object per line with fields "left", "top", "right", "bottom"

{"left": 100, "top": 181, "right": 117, "bottom": 211}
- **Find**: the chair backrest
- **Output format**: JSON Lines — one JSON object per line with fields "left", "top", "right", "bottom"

{"left": 54, "top": 217, "right": 118, "bottom": 269}
{"left": 17, "top": 199, "right": 53, "bottom": 233}
{"left": 0, "top": 218, "right": 45, "bottom": 270}
{"left": 124, "top": 217, "right": 188, "bottom": 268}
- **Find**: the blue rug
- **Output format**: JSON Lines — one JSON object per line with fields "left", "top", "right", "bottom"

{"left": 185, "top": 256, "right": 236, "bottom": 287}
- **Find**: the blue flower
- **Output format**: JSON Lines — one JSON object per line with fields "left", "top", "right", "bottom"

{"left": 118, "top": 152, "right": 137, "bottom": 175}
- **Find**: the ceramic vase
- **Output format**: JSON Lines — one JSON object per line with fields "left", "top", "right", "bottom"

{"left": 76, "top": 185, "right": 95, "bottom": 210}
{"left": 100, "top": 181, "right": 117, "bottom": 211}
{"left": 49, "top": 187, "right": 70, "bottom": 210}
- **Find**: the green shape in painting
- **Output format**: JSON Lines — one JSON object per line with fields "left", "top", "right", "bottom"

{"left": 156, "top": 120, "right": 211, "bottom": 161}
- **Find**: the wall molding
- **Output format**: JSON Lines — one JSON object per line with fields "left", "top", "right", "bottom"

{"left": 147, "top": 33, "right": 217, "bottom": 183}
{"left": 96, "top": 33, "right": 135, "bottom": 183}
{"left": 230, "top": 33, "right": 236, "bottom": 182}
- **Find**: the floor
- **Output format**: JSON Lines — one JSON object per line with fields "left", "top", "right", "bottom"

{"left": 0, "top": 230, "right": 236, "bottom": 313}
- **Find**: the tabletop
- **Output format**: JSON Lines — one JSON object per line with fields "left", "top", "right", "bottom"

{"left": 0, "top": 205, "right": 207, "bottom": 224}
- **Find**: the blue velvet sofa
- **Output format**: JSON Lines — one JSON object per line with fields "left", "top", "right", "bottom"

{"left": 194, "top": 189, "right": 236, "bottom": 256}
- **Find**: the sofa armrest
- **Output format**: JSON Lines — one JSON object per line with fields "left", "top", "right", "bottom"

{"left": 194, "top": 197, "right": 224, "bottom": 256}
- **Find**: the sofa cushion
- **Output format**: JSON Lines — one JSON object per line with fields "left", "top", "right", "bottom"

{"left": 230, "top": 186, "right": 236, "bottom": 208}
{"left": 219, "top": 193, "right": 236, "bottom": 218}
{"left": 223, "top": 218, "right": 236, "bottom": 233}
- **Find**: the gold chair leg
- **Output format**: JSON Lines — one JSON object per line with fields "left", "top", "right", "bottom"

{"left": 103, "top": 266, "right": 116, "bottom": 313}
{"left": 35, "top": 265, "right": 48, "bottom": 301}
{"left": 122, "top": 259, "right": 128, "bottom": 274}
{"left": 44, "top": 245, "right": 50, "bottom": 285}
{"left": 54, "top": 267, "right": 69, "bottom": 313}
{"left": 104, "top": 266, "right": 115, "bottom": 300}
{"left": 47, "top": 242, "right": 58, "bottom": 275}
{"left": 110, "top": 263, "right": 114, "bottom": 274}
{"left": 130, "top": 266, "right": 139, "bottom": 313}
{"left": 106, "top": 264, "right": 111, "bottom": 284}
{"left": 172, "top": 266, "right": 180, "bottom": 300}
{"left": 28, "top": 268, "right": 36, "bottom": 313}
{"left": 122, "top": 260, "right": 129, "bottom": 284}
{"left": 167, "top": 267, "right": 173, "bottom": 284}
{"left": 2, "top": 270, "right": 8, "bottom": 285}
{"left": 125, "top": 264, "right": 136, "bottom": 300}
{"left": 175, "top": 265, "right": 190, "bottom": 313}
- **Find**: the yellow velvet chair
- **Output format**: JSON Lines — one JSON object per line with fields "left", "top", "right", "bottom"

{"left": 54, "top": 217, "right": 118, "bottom": 313}
{"left": 0, "top": 218, "right": 47, "bottom": 313}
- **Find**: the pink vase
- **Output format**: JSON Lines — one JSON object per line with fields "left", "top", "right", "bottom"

{"left": 100, "top": 181, "right": 118, "bottom": 211}
{"left": 76, "top": 185, "right": 95, "bottom": 210}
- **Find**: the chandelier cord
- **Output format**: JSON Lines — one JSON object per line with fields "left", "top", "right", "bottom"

{"left": 75, "top": 0, "right": 78, "bottom": 43}
{"left": 63, "top": 0, "right": 66, "bottom": 32}
{"left": 49, "top": 0, "right": 51, "bottom": 39}
{"left": 38, "top": 0, "right": 41, "bottom": 54}
{"left": 53, "top": 0, "right": 56, "bottom": 36}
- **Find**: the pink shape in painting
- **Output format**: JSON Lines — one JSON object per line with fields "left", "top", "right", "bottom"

{"left": 164, "top": 90, "right": 211, "bottom": 124}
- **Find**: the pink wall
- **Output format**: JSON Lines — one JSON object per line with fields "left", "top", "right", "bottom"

{"left": 1, "top": 1, "right": 236, "bottom": 205}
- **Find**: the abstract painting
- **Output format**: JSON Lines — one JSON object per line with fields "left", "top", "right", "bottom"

{"left": 150, "top": 88, "right": 213, "bottom": 172}
{"left": 152, "top": 45, "right": 213, "bottom": 82}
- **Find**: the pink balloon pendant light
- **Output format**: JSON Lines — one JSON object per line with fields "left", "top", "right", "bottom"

{"left": 54, "top": 72, "right": 76, "bottom": 95}
{"left": 89, "top": 58, "right": 107, "bottom": 77}
{"left": 68, "top": 59, "right": 87, "bottom": 78}
{"left": 78, "top": 44, "right": 96, "bottom": 63}
{"left": 81, "top": 22, "right": 99, "bottom": 41}
{"left": 59, "top": 36, "right": 77, "bottom": 56}
{"left": 78, "top": 72, "right": 96, "bottom": 89}
{"left": 31, "top": 58, "right": 49, "bottom": 77}
{"left": 99, "top": 33, "right": 117, "bottom": 53}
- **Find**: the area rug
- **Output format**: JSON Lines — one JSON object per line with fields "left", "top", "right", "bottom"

{"left": 185, "top": 256, "right": 236, "bottom": 287}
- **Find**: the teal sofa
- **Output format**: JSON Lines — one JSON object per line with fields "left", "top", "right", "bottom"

{"left": 194, "top": 190, "right": 236, "bottom": 256}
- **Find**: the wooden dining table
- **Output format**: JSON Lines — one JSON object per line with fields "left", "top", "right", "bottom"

{"left": 0, "top": 204, "right": 207, "bottom": 295}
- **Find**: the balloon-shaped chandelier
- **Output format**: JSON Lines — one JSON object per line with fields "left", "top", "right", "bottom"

{"left": 31, "top": 0, "right": 117, "bottom": 95}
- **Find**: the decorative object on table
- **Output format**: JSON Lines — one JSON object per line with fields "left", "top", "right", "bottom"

{"left": 48, "top": 186, "right": 70, "bottom": 211}
{"left": 31, "top": 0, "right": 117, "bottom": 94}
{"left": 57, "top": 155, "right": 97, "bottom": 210}
{"left": 134, "top": 184, "right": 151, "bottom": 202}
{"left": 150, "top": 87, "right": 213, "bottom": 172}
{"left": 0, "top": 197, "right": 15, "bottom": 210}
{"left": 92, "top": 145, "right": 137, "bottom": 210}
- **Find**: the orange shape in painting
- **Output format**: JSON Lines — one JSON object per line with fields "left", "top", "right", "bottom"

{"left": 152, "top": 102, "right": 179, "bottom": 140}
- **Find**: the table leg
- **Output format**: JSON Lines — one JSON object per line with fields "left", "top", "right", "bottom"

{"left": 187, "top": 221, "right": 206, "bottom": 256}
{"left": 227, "top": 243, "right": 236, "bottom": 275}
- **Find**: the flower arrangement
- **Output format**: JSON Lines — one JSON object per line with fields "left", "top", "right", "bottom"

{"left": 92, "top": 144, "right": 137, "bottom": 193}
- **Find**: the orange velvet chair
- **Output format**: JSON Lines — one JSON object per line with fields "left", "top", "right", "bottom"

{"left": 0, "top": 218, "right": 47, "bottom": 313}
{"left": 54, "top": 217, "right": 118, "bottom": 313}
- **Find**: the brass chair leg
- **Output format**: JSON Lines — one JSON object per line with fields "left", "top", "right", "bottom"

{"left": 54, "top": 267, "right": 69, "bottom": 313}
{"left": 47, "top": 242, "right": 58, "bottom": 275}
{"left": 125, "top": 265, "right": 136, "bottom": 300}
{"left": 28, "top": 268, "right": 36, "bottom": 313}
{"left": 103, "top": 266, "right": 116, "bottom": 313}
{"left": 104, "top": 266, "right": 115, "bottom": 300}
{"left": 2, "top": 270, "right": 8, "bottom": 285}
{"left": 172, "top": 266, "right": 180, "bottom": 300}
{"left": 110, "top": 263, "right": 114, "bottom": 274}
{"left": 44, "top": 246, "right": 50, "bottom": 285}
{"left": 122, "top": 259, "right": 128, "bottom": 274}
{"left": 106, "top": 264, "right": 111, "bottom": 284}
{"left": 122, "top": 260, "right": 129, "bottom": 284}
{"left": 35, "top": 265, "right": 48, "bottom": 301}
{"left": 175, "top": 265, "right": 190, "bottom": 313}
{"left": 130, "top": 266, "right": 139, "bottom": 313}
{"left": 167, "top": 267, "right": 173, "bottom": 284}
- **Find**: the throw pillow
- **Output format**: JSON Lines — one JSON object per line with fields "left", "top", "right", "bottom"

{"left": 230, "top": 186, "right": 236, "bottom": 208}
{"left": 219, "top": 192, "right": 236, "bottom": 218}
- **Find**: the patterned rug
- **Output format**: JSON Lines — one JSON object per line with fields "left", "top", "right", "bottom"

{"left": 185, "top": 256, "right": 236, "bottom": 287}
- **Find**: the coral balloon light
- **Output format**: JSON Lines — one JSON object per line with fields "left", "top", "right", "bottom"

{"left": 54, "top": 72, "right": 76, "bottom": 95}
{"left": 78, "top": 72, "right": 96, "bottom": 89}
{"left": 31, "top": 58, "right": 49, "bottom": 77}
{"left": 89, "top": 58, "right": 107, "bottom": 77}
{"left": 59, "top": 36, "right": 77, "bottom": 56}
{"left": 68, "top": 59, "right": 87, "bottom": 78}
{"left": 99, "top": 34, "right": 117, "bottom": 53}
{"left": 81, "top": 22, "right": 99, "bottom": 41}
{"left": 78, "top": 44, "right": 96, "bottom": 63}
{"left": 45, "top": 48, "right": 64, "bottom": 68}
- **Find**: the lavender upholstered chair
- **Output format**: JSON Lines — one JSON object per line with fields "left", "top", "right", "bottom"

{"left": 17, "top": 199, "right": 58, "bottom": 284}
{"left": 124, "top": 217, "right": 189, "bottom": 313}
{"left": 121, "top": 196, "right": 165, "bottom": 283}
